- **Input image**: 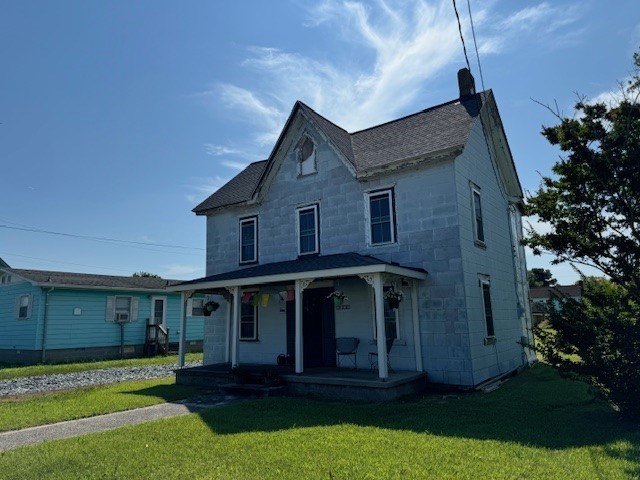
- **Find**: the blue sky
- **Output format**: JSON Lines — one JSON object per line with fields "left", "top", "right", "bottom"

{"left": 1, "top": 0, "right": 638, "bottom": 283}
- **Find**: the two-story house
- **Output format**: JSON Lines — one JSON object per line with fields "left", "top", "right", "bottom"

{"left": 170, "top": 69, "right": 536, "bottom": 392}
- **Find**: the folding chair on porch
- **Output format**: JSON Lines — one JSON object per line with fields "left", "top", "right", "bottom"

{"left": 336, "top": 337, "right": 359, "bottom": 369}
{"left": 369, "top": 336, "right": 394, "bottom": 373}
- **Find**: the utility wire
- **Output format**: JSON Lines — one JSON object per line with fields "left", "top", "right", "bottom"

{"left": 466, "top": 0, "right": 486, "bottom": 93}
{"left": 0, "top": 223, "right": 205, "bottom": 251}
{"left": 452, "top": 0, "right": 471, "bottom": 73}
{"left": 0, "top": 252, "right": 137, "bottom": 274}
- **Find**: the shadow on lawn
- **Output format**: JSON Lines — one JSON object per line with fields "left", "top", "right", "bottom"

{"left": 188, "top": 365, "right": 640, "bottom": 473}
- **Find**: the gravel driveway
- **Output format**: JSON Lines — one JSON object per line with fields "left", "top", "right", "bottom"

{"left": 0, "top": 361, "right": 202, "bottom": 397}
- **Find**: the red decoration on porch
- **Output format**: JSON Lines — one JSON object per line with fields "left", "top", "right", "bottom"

{"left": 287, "top": 289, "right": 294, "bottom": 301}
{"left": 242, "top": 292, "right": 253, "bottom": 303}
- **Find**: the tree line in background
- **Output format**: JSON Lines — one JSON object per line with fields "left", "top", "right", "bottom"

{"left": 526, "top": 50, "right": 640, "bottom": 419}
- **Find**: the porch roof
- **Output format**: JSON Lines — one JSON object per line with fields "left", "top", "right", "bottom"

{"left": 167, "top": 252, "right": 427, "bottom": 292}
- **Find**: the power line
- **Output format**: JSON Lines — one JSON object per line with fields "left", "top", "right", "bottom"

{"left": 452, "top": 0, "right": 471, "bottom": 73}
{"left": 0, "top": 252, "right": 136, "bottom": 274}
{"left": 466, "top": 0, "right": 487, "bottom": 93}
{"left": 0, "top": 223, "right": 205, "bottom": 251}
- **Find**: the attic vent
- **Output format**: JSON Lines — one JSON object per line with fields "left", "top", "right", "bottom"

{"left": 297, "top": 136, "right": 317, "bottom": 176}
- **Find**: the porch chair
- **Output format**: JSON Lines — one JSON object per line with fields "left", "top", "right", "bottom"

{"left": 335, "top": 337, "right": 360, "bottom": 369}
{"left": 369, "top": 336, "right": 394, "bottom": 373}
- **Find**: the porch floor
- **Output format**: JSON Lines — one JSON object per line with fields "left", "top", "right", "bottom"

{"left": 176, "top": 363, "right": 428, "bottom": 402}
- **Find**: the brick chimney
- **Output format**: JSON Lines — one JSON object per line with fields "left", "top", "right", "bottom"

{"left": 458, "top": 68, "right": 476, "bottom": 99}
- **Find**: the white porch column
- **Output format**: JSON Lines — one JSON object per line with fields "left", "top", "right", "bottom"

{"left": 224, "top": 289, "right": 233, "bottom": 363}
{"left": 372, "top": 273, "right": 388, "bottom": 380}
{"left": 411, "top": 281, "right": 424, "bottom": 372}
{"left": 178, "top": 290, "right": 194, "bottom": 369}
{"left": 230, "top": 286, "right": 240, "bottom": 367}
{"left": 294, "top": 278, "right": 314, "bottom": 374}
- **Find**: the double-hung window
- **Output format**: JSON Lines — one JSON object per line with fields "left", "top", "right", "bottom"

{"left": 471, "top": 186, "right": 485, "bottom": 244}
{"left": 366, "top": 189, "right": 395, "bottom": 245}
{"left": 240, "top": 295, "right": 258, "bottom": 341}
{"left": 115, "top": 296, "right": 132, "bottom": 322}
{"left": 239, "top": 216, "right": 258, "bottom": 264}
{"left": 17, "top": 294, "right": 31, "bottom": 319}
{"left": 373, "top": 286, "right": 401, "bottom": 340}
{"left": 297, "top": 204, "right": 319, "bottom": 255}
{"left": 479, "top": 277, "right": 495, "bottom": 338}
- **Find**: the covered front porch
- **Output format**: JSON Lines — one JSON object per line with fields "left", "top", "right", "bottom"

{"left": 168, "top": 253, "right": 428, "bottom": 390}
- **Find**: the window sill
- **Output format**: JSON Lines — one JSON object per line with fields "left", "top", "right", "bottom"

{"left": 474, "top": 240, "right": 487, "bottom": 249}
{"left": 240, "top": 339, "right": 260, "bottom": 343}
{"left": 484, "top": 336, "right": 496, "bottom": 346}
{"left": 239, "top": 260, "right": 258, "bottom": 266}
{"left": 369, "top": 241, "right": 397, "bottom": 247}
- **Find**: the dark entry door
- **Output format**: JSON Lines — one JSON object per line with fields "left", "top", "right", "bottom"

{"left": 286, "top": 287, "right": 336, "bottom": 368}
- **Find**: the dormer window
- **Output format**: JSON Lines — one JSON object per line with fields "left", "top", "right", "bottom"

{"left": 297, "top": 136, "right": 317, "bottom": 176}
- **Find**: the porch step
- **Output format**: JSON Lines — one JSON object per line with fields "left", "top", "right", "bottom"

{"left": 218, "top": 383, "right": 286, "bottom": 398}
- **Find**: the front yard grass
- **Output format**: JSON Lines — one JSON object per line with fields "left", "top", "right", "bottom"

{"left": 0, "top": 364, "right": 638, "bottom": 479}
{"left": 0, "top": 352, "right": 203, "bottom": 380}
{"left": 0, "top": 377, "right": 201, "bottom": 432}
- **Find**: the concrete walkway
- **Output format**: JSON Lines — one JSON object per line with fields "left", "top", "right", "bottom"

{"left": 0, "top": 395, "right": 236, "bottom": 452}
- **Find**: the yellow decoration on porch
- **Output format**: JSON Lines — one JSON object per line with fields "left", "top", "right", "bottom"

{"left": 261, "top": 294, "right": 270, "bottom": 307}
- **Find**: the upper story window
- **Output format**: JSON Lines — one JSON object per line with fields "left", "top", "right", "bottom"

{"left": 16, "top": 294, "right": 32, "bottom": 319}
{"left": 239, "top": 216, "right": 258, "bottom": 264}
{"left": 479, "top": 276, "right": 495, "bottom": 338}
{"left": 297, "top": 136, "right": 317, "bottom": 176}
{"left": 366, "top": 189, "right": 396, "bottom": 245}
{"left": 296, "top": 204, "right": 319, "bottom": 255}
{"left": 472, "top": 185, "right": 485, "bottom": 245}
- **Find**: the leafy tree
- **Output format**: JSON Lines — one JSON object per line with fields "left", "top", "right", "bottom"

{"left": 535, "top": 277, "right": 639, "bottom": 418}
{"left": 527, "top": 268, "right": 557, "bottom": 287}
{"left": 525, "top": 50, "right": 640, "bottom": 301}
{"left": 528, "top": 50, "right": 640, "bottom": 418}
{"left": 132, "top": 271, "right": 160, "bottom": 278}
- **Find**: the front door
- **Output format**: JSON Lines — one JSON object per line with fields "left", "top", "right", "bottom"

{"left": 286, "top": 287, "right": 336, "bottom": 368}
{"left": 149, "top": 297, "right": 166, "bottom": 342}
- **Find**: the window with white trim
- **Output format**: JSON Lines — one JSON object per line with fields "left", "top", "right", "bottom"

{"left": 191, "top": 298, "right": 204, "bottom": 317}
{"left": 297, "top": 204, "right": 319, "bottom": 255}
{"left": 472, "top": 186, "right": 485, "bottom": 244}
{"left": 240, "top": 296, "right": 258, "bottom": 341}
{"left": 17, "top": 294, "right": 31, "bottom": 319}
{"left": 297, "top": 136, "right": 317, "bottom": 176}
{"left": 115, "top": 296, "right": 132, "bottom": 322}
{"left": 479, "top": 277, "right": 495, "bottom": 337}
{"left": 372, "top": 286, "right": 400, "bottom": 340}
{"left": 239, "top": 216, "right": 258, "bottom": 264}
{"left": 366, "top": 189, "right": 396, "bottom": 245}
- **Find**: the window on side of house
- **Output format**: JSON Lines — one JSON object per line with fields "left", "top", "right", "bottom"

{"left": 366, "top": 189, "right": 395, "bottom": 245}
{"left": 372, "top": 286, "right": 400, "bottom": 340}
{"left": 17, "top": 294, "right": 31, "bottom": 319}
{"left": 472, "top": 186, "right": 485, "bottom": 244}
{"left": 297, "top": 136, "right": 317, "bottom": 176}
{"left": 297, "top": 204, "right": 319, "bottom": 255}
{"left": 115, "top": 296, "right": 132, "bottom": 322}
{"left": 480, "top": 277, "right": 495, "bottom": 338}
{"left": 240, "top": 297, "right": 258, "bottom": 341}
{"left": 191, "top": 298, "right": 204, "bottom": 317}
{"left": 239, "top": 216, "right": 258, "bottom": 264}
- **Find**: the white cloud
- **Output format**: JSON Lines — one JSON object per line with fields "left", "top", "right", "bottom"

{"left": 200, "top": 0, "right": 584, "bottom": 162}
{"left": 203, "top": 145, "right": 244, "bottom": 157}
{"left": 163, "top": 264, "right": 204, "bottom": 278}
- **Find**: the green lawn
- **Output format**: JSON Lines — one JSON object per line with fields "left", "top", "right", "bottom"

{"left": 0, "top": 377, "right": 201, "bottom": 432}
{"left": 0, "top": 352, "right": 203, "bottom": 380}
{"left": 0, "top": 364, "right": 638, "bottom": 479}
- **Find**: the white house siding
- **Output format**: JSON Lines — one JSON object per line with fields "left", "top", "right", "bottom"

{"left": 454, "top": 118, "right": 527, "bottom": 385}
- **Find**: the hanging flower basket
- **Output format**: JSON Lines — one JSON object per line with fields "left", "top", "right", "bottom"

{"left": 384, "top": 289, "right": 403, "bottom": 310}
{"left": 203, "top": 301, "right": 220, "bottom": 316}
{"left": 327, "top": 290, "right": 348, "bottom": 307}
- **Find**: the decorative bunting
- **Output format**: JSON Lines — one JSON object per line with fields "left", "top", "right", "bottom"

{"left": 287, "top": 289, "right": 294, "bottom": 301}
{"left": 261, "top": 294, "right": 270, "bottom": 307}
{"left": 251, "top": 293, "right": 260, "bottom": 307}
{"left": 241, "top": 292, "right": 252, "bottom": 304}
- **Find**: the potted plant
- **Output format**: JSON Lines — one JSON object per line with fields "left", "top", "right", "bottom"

{"left": 203, "top": 300, "right": 220, "bottom": 316}
{"left": 327, "top": 290, "right": 348, "bottom": 307}
{"left": 384, "top": 288, "right": 403, "bottom": 310}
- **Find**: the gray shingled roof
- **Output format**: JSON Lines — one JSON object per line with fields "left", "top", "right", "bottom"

{"left": 9, "top": 269, "right": 180, "bottom": 290}
{"left": 192, "top": 160, "right": 267, "bottom": 214}
{"left": 177, "top": 252, "right": 425, "bottom": 286}
{"left": 194, "top": 93, "right": 484, "bottom": 214}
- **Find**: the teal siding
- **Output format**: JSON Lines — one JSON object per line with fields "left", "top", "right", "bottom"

{"left": 0, "top": 280, "right": 42, "bottom": 350}
{"left": 43, "top": 289, "right": 203, "bottom": 349}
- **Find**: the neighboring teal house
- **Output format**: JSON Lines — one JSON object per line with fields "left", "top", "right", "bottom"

{"left": 0, "top": 268, "right": 206, "bottom": 364}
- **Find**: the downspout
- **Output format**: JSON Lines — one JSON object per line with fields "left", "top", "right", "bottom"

{"left": 42, "top": 287, "right": 54, "bottom": 363}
